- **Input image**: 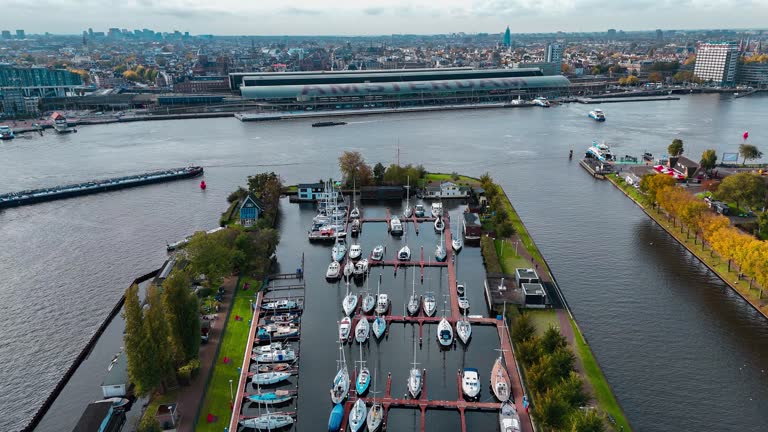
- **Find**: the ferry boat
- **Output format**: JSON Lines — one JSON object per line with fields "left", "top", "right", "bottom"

{"left": 0, "top": 125, "right": 14, "bottom": 140}
{"left": 51, "top": 112, "right": 72, "bottom": 133}
{"left": 588, "top": 109, "right": 606, "bottom": 121}
{"left": 533, "top": 97, "right": 551, "bottom": 107}
{"left": 585, "top": 141, "right": 614, "bottom": 162}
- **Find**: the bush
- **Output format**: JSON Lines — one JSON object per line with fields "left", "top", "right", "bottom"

{"left": 197, "top": 288, "right": 213, "bottom": 298}
{"left": 177, "top": 358, "right": 201, "bottom": 385}
{"left": 138, "top": 416, "right": 162, "bottom": 432}
{"left": 480, "top": 236, "right": 502, "bottom": 273}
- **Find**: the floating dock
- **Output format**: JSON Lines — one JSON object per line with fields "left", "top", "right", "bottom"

{"left": 0, "top": 166, "right": 203, "bottom": 208}
{"left": 579, "top": 158, "right": 613, "bottom": 179}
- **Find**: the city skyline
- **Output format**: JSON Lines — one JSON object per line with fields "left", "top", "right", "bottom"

{"left": 4, "top": 0, "right": 768, "bottom": 36}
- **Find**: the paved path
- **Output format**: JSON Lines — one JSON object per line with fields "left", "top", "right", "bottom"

{"left": 175, "top": 275, "right": 238, "bottom": 432}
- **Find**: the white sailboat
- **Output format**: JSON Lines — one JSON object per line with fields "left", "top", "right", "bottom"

{"left": 403, "top": 176, "right": 413, "bottom": 218}
{"left": 343, "top": 260, "right": 355, "bottom": 279}
{"left": 451, "top": 217, "right": 463, "bottom": 252}
{"left": 422, "top": 291, "right": 436, "bottom": 317}
{"left": 435, "top": 228, "right": 447, "bottom": 262}
{"left": 437, "top": 296, "right": 453, "bottom": 347}
{"left": 355, "top": 317, "right": 370, "bottom": 343}
{"left": 239, "top": 412, "right": 295, "bottom": 430}
{"left": 330, "top": 344, "right": 350, "bottom": 404}
{"left": 456, "top": 308, "right": 472, "bottom": 345}
{"left": 362, "top": 291, "right": 376, "bottom": 314}
{"left": 407, "top": 270, "right": 420, "bottom": 316}
{"left": 407, "top": 336, "right": 422, "bottom": 398}
{"left": 343, "top": 282, "right": 358, "bottom": 316}
{"left": 367, "top": 370, "right": 383, "bottom": 431}
{"left": 332, "top": 234, "right": 347, "bottom": 262}
{"left": 374, "top": 273, "right": 389, "bottom": 315}
{"left": 350, "top": 178, "right": 360, "bottom": 219}
{"left": 348, "top": 398, "right": 367, "bottom": 432}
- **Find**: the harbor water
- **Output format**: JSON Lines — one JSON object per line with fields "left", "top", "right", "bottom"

{"left": 1, "top": 94, "right": 768, "bottom": 431}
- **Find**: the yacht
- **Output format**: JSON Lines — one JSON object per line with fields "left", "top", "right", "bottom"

{"left": 0, "top": 125, "right": 14, "bottom": 140}
{"left": 331, "top": 235, "right": 348, "bottom": 262}
{"left": 585, "top": 141, "right": 614, "bottom": 162}
{"left": 371, "top": 245, "right": 385, "bottom": 261}
{"left": 397, "top": 245, "right": 411, "bottom": 261}
{"left": 353, "top": 259, "right": 369, "bottom": 279}
{"left": 499, "top": 402, "right": 522, "bottom": 432}
{"left": 458, "top": 297, "right": 470, "bottom": 311}
{"left": 339, "top": 317, "right": 352, "bottom": 341}
{"left": 491, "top": 354, "right": 511, "bottom": 402}
{"left": 434, "top": 217, "right": 444, "bottom": 232}
{"left": 390, "top": 216, "right": 404, "bottom": 236}
{"left": 414, "top": 204, "right": 425, "bottom": 218}
{"left": 462, "top": 368, "right": 481, "bottom": 400}
{"left": 589, "top": 109, "right": 606, "bottom": 121}
{"left": 349, "top": 244, "right": 363, "bottom": 260}
{"left": 533, "top": 96, "right": 551, "bottom": 107}
{"left": 348, "top": 398, "right": 367, "bottom": 432}
{"left": 375, "top": 294, "right": 389, "bottom": 315}
{"left": 355, "top": 318, "right": 370, "bottom": 343}
{"left": 430, "top": 202, "right": 443, "bottom": 218}
{"left": 326, "top": 261, "right": 341, "bottom": 280}
{"left": 422, "top": 292, "right": 436, "bottom": 317}
{"left": 456, "top": 283, "right": 465, "bottom": 296}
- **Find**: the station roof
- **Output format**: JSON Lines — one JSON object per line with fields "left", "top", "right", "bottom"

{"left": 242, "top": 75, "right": 571, "bottom": 100}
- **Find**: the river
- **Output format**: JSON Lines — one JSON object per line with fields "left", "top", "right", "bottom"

{"left": 1, "top": 93, "right": 768, "bottom": 431}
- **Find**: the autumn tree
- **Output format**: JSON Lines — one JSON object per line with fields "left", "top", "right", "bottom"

{"left": 161, "top": 271, "right": 200, "bottom": 365}
{"left": 716, "top": 172, "right": 767, "bottom": 210}
{"left": 700, "top": 149, "right": 718, "bottom": 173}
{"left": 569, "top": 409, "right": 606, "bottom": 432}
{"left": 648, "top": 71, "right": 663, "bottom": 83}
{"left": 738, "top": 144, "right": 763, "bottom": 166}
{"left": 668, "top": 139, "right": 684, "bottom": 157}
{"left": 639, "top": 173, "right": 677, "bottom": 205}
{"left": 338, "top": 151, "right": 373, "bottom": 186}
{"left": 123, "top": 70, "right": 139, "bottom": 81}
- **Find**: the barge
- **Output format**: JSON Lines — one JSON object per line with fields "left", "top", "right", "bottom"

{"left": 0, "top": 166, "right": 203, "bottom": 209}
{"left": 311, "top": 121, "right": 347, "bottom": 127}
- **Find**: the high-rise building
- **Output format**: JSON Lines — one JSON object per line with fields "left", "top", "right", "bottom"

{"left": 607, "top": 29, "right": 617, "bottom": 38}
{"left": 546, "top": 43, "right": 563, "bottom": 63}
{"left": 694, "top": 42, "right": 739, "bottom": 85}
{"left": 1, "top": 30, "right": 11, "bottom": 39}
{"left": 503, "top": 27, "right": 511, "bottom": 48}
{"left": 656, "top": 29, "right": 663, "bottom": 42}
{"left": 15, "top": 29, "right": 25, "bottom": 39}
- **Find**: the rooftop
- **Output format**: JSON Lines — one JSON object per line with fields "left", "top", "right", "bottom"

{"left": 101, "top": 351, "right": 128, "bottom": 387}
{"left": 516, "top": 268, "right": 539, "bottom": 280}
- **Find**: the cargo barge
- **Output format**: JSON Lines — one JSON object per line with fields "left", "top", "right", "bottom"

{"left": 0, "top": 166, "right": 203, "bottom": 209}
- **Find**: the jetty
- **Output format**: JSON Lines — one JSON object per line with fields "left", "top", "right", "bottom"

{"left": 0, "top": 166, "right": 203, "bottom": 209}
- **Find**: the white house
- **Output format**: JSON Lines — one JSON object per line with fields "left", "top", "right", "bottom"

{"left": 424, "top": 181, "right": 470, "bottom": 199}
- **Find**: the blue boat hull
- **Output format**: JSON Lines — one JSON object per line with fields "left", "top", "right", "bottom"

{"left": 328, "top": 404, "right": 344, "bottom": 432}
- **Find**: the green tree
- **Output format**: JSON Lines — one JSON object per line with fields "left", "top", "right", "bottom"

{"left": 373, "top": 162, "right": 386, "bottom": 185}
{"left": 557, "top": 371, "right": 586, "bottom": 407}
{"left": 548, "top": 347, "right": 577, "bottom": 378}
{"left": 227, "top": 186, "right": 248, "bottom": 204}
{"left": 235, "top": 228, "right": 280, "bottom": 276}
{"left": 757, "top": 212, "right": 768, "bottom": 237}
{"left": 569, "top": 409, "right": 605, "bottom": 432}
{"left": 738, "top": 144, "right": 763, "bottom": 166}
{"left": 185, "top": 229, "right": 236, "bottom": 288}
{"left": 123, "top": 284, "right": 153, "bottom": 396}
{"left": 144, "top": 285, "right": 176, "bottom": 391}
{"left": 700, "top": 149, "right": 718, "bottom": 173}
{"left": 668, "top": 138, "right": 684, "bottom": 157}
{"left": 533, "top": 387, "right": 572, "bottom": 430}
{"left": 716, "top": 172, "right": 767, "bottom": 210}
{"left": 541, "top": 325, "right": 568, "bottom": 354}
{"left": 511, "top": 313, "right": 535, "bottom": 343}
{"left": 138, "top": 416, "right": 162, "bottom": 432}
{"left": 161, "top": 271, "right": 200, "bottom": 364}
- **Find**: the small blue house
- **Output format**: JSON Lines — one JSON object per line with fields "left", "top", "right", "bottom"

{"left": 298, "top": 183, "right": 324, "bottom": 201}
{"left": 239, "top": 194, "right": 264, "bottom": 227}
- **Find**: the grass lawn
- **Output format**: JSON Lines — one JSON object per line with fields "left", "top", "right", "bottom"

{"left": 494, "top": 239, "right": 532, "bottom": 273}
{"left": 424, "top": 172, "right": 480, "bottom": 186}
{"left": 524, "top": 309, "right": 559, "bottom": 336}
{"left": 195, "top": 277, "right": 261, "bottom": 432}
{"left": 283, "top": 185, "right": 298, "bottom": 193}
{"left": 138, "top": 390, "right": 178, "bottom": 430}
{"left": 569, "top": 318, "right": 631, "bottom": 432}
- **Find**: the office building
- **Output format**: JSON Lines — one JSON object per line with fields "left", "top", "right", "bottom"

{"left": 656, "top": 29, "right": 664, "bottom": 42}
{"left": 15, "top": 29, "right": 25, "bottom": 39}
{"left": 1, "top": 30, "right": 10, "bottom": 39}
{"left": 0, "top": 65, "right": 83, "bottom": 97}
{"left": 738, "top": 62, "right": 768, "bottom": 88}
{"left": 503, "top": 27, "right": 511, "bottom": 48}
{"left": 546, "top": 43, "right": 563, "bottom": 64}
{"left": 694, "top": 42, "right": 739, "bottom": 85}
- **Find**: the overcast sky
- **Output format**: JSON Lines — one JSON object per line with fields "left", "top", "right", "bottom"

{"left": 5, "top": 0, "right": 767, "bottom": 35}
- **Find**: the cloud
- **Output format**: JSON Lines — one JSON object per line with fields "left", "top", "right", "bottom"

{"left": 363, "top": 7, "right": 386, "bottom": 15}
{"left": 280, "top": 7, "right": 324, "bottom": 16}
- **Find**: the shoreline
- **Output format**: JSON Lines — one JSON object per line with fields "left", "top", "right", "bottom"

{"left": 606, "top": 175, "right": 768, "bottom": 321}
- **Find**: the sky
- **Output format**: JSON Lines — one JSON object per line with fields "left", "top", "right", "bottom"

{"left": 4, "top": 0, "right": 767, "bottom": 36}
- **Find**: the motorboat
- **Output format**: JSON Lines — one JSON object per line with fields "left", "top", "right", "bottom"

{"left": 456, "top": 283, "right": 465, "bottom": 296}
{"left": 456, "top": 317, "right": 472, "bottom": 344}
{"left": 533, "top": 96, "right": 551, "bottom": 107}
{"left": 397, "top": 245, "right": 411, "bottom": 261}
{"left": 367, "top": 401, "right": 383, "bottom": 432}
{"left": 254, "top": 348, "right": 296, "bottom": 363}
{"left": 431, "top": 202, "right": 443, "bottom": 218}
{"left": 0, "top": 125, "right": 14, "bottom": 140}
{"left": 251, "top": 371, "right": 291, "bottom": 386}
{"left": 257, "top": 322, "right": 299, "bottom": 341}
{"left": 343, "top": 286, "right": 358, "bottom": 316}
{"left": 589, "top": 108, "right": 606, "bottom": 121}
{"left": 414, "top": 204, "right": 425, "bottom": 218}
{"left": 458, "top": 297, "right": 470, "bottom": 311}
{"left": 348, "top": 398, "right": 367, "bottom": 432}
{"left": 437, "top": 317, "right": 453, "bottom": 347}
{"left": 330, "top": 366, "right": 350, "bottom": 404}
{"left": 371, "top": 245, "right": 385, "bottom": 261}
{"left": 499, "top": 402, "right": 522, "bottom": 432}
{"left": 372, "top": 316, "right": 386, "bottom": 339}
{"left": 343, "top": 261, "right": 355, "bottom": 279}
{"left": 262, "top": 299, "right": 299, "bottom": 312}
{"left": 422, "top": 292, "right": 436, "bottom": 317}
{"left": 240, "top": 413, "right": 294, "bottom": 430}
{"left": 350, "top": 219, "right": 361, "bottom": 236}
{"left": 253, "top": 342, "right": 288, "bottom": 354}
{"left": 262, "top": 313, "right": 300, "bottom": 325}
{"left": 375, "top": 294, "right": 389, "bottom": 315}
{"left": 434, "top": 217, "right": 445, "bottom": 232}
{"left": 97, "top": 397, "right": 129, "bottom": 409}
{"left": 407, "top": 338, "right": 422, "bottom": 398}
{"left": 349, "top": 244, "right": 363, "bottom": 260}
{"left": 462, "top": 368, "right": 481, "bottom": 400}
{"left": 491, "top": 355, "right": 511, "bottom": 402}
{"left": 328, "top": 403, "right": 344, "bottom": 432}
{"left": 390, "top": 216, "right": 404, "bottom": 236}
{"left": 585, "top": 141, "right": 614, "bottom": 162}
{"left": 339, "top": 317, "right": 352, "bottom": 341}
{"left": 331, "top": 235, "right": 348, "bottom": 262}
{"left": 353, "top": 259, "right": 369, "bottom": 278}
{"left": 355, "top": 318, "right": 370, "bottom": 343}
{"left": 326, "top": 261, "right": 341, "bottom": 280}
{"left": 362, "top": 292, "right": 376, "bottom": 314}
{"left": 252, "top": 362, "right": 290, "bottom": 373}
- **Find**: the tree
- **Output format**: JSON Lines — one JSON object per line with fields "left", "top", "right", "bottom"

{"left": 716, "top": 172, "right": 767, "bottom": 210}
{"left": 738, "top": 144, "right": 763, "bottom": 166}
{"left": 144, "top": 285, "right": 176, "bottom": 392}
{"left": 541, "top": 325, "right": 568, "bottom": 354}
{"left": 648, "top": 71, "right": 663, "bottom": 83}
{"left": 138, "top": 416, "right": 162, "bottom": 432}
{"left": 185, "top": 229, "right": 237, "bottom": 288}
{"left": 511, "top": 314, "right": 535, "bottom": 344}
{"left": 639, "top": 174, "right": 677, "bottom": 205}
{"left": 668, "top": 138, "right": 684, "bottom": 157}
{"left": 757, "top": 212, "right": 768, "bottom": 237}
{"left": 618, "top": 75, "right": 639, "bottom": 86}
{"left": 123, "top": 284, "right": 153, "bottom": 396}
{"left": 700, "top": 149, "right": 718, "bottom": 173}
{"left": 569, "top": 409, "right": 605, "bottom": 432}
{"left": 533, "top": 387, "right": 572, "bottom": 430}
{"left": 373, "top": 162, "right": 386, "bottom": 185}
{"left": 162, "top": 271, "right": 200, "bottom": 364}
{"left": 338, "top": 151, "right": 371, "bottom": 186}
{"left": 123, "top": 70, "right": 140, "bottom": 81}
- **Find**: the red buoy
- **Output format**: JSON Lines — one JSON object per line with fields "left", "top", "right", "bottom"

{"left": 200, "top": 180, "right": 207, "bottom": 190}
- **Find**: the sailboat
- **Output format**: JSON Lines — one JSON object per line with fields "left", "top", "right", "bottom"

{"left": 372, "top": 315, "right": 386, "bottom": 339}
{"left": 330, "top": 344, "right": 350, "bottom": 404}
{"left": 456, "top": 308, "right": 472, "bottom": 345}
{"left": 246, "top": 389, "right": 293, "bottom": 405}
{"left": 362, "top": 291, "right": 376, "bottom": 314}
{"left": 332, "top": 234, "right": 347, "bottom": 262}
{"left": 367, "top": 370, "right": 383, "bottom": 432}
{"left": 343, "top": 282, "right": 358, "bottom": 316}
{"left": 355, "top": 317, "right": 370, "bottom": 343}
{"left": 407, "top": 270, "right": 420, "bottom": 316}
{"left": 434, "top": 216, "right": 445, "bottom": 232}
{"left": 435, "top": 228, "right": 447, "bottom": 262}
{"left": 239, "top": 412, "right": 294, "bottom": 430}
{"left": 437, "top": 296, "right": 453, "bottom": 347}
{"left": 375, "top": 273, "right": 389, "bottom": 315}
{"left": 499, "top": 401, "right": 522, "bottom": 432}
{"left": 403, "top": 176, "right": 413, "bottom": 218}
{"left": 451, "top": 217, "right": 463, "bottom": 252}
{"left": 491, "top": 352, "right": 512, "bottom": 402}
{"left": 251, "top": 370, "right": 291, "bottom": 386}
{"left": 350, "top": 179, "right": 360, "bottom": 219}
{"left": 422, "top": 291, "right": 436, "bottom": 317}
{"left": 355, "top": 344, "right": 371, "bottom": 395}
{"left": 343, "top": 260, "right": 355, "bottom": 279}
{"left": 348, "top": 398, "right": 367, "bottom": 432}
{"left": 407, "top": 336, "right": 422, "bottom": 398}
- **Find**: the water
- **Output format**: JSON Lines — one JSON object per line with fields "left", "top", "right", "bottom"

{"left": 1, "top": 93, "right": 767, "bottom": 431}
